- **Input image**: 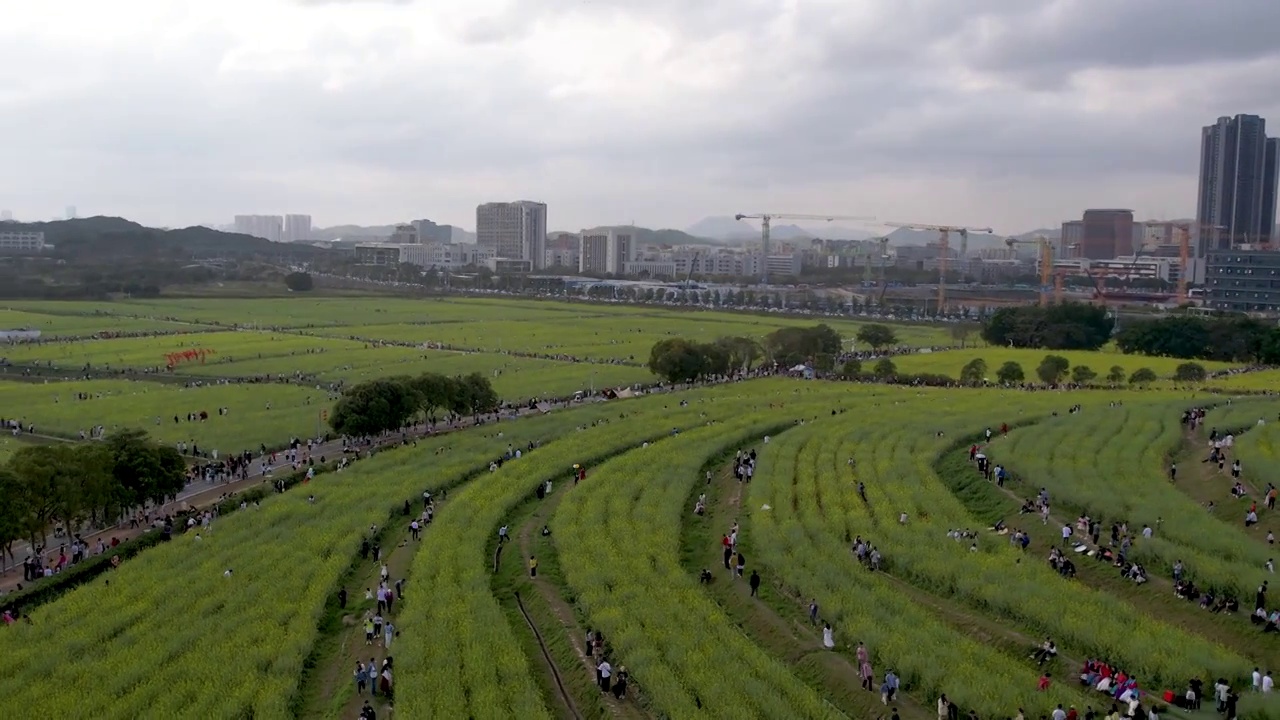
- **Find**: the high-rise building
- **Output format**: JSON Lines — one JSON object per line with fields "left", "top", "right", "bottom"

{"left": 579, "top": 232, "right": 608, "bottom": 274}
{"left": 1059, "top": 220, "right": 1084, "bottom": 258}
{"left": 607, "top": 230, "right": 634, "bottom": 275}
{"left": 1196, "top": 114, "right": 1279, "bottom": 254}
{"left": 1077, "top": 209, "right": 1134, "bottom": 259}
{"left": 233, "top": 215, "right": 284, "bottom": 242}
{"left": 283, "top": 214, "right": 312, "bottom": 242}
{"left": 476, "top": 201, "right": 547, "bottom": 270}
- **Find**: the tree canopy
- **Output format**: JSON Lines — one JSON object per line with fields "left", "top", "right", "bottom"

{"left": 284, "top": 272, "right": 314, "bottom": 292}
{"left": 855, "top": 324, "right": 898, "bottom": 351}
{"left": 0, "top": 430, "right": 185, "bottom": 556}
{"left": 996, "top": 361, "right": 1025, "bottom": 384}
{"left": 647, "top": 336, "right": 765, "bottom": 383}
{"left": 981, "top": 303, "right": 1114, "bottom": 351}
{"left": 1115, "top": 314, "right": 1280, "bottom": 363}
{"left": 763, "top": 324, "right": 843, "bottom": 369}
{"left": 329, "top": 372, "right": 499, "bottom": 436}
{"left": 1035, "top": 355, "right": 1071, "bottom": 384}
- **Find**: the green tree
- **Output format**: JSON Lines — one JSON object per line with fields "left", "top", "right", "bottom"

{"left": 105, "top": 429, "right": 186, "bottom": 508}
{"left": 329, "top": 377, "right": 422, "bottom": 436}
{"left": 763, "top": 325, "right": 843, "bottom": 368}
{"left": 1036, "top": 355, "right": 1070, "bottom": 384}
{"left": 856, "top": 323, "right": 899, "bottom": 351}
{"left": 284, "top": 272, "right": 314, "bottom": 291}
{"left": 1070, "top": 365, "right": 1097, "bottom": 384}
{"left": 1106, "top": 365, "right": 1127, "bottom": 385}
{"left": 458, "top": 372, "right": 500, "bottom": 414}
{"left": 712, "top": 336, "right": 763, "bottom": 372}
{"left": 949, "top": 322, "right": 980, "bottom": 349}
{"left": 838, "top": 358, "right": 862, "bottom": 379}
{"left": 1173, "top": 362, "right": 1207, "bottom": 384}
{"left": 996, "top": 361, "right": 1025, "bottom": 384}
{"left": 958, "top": 358, "right": 988, "bottom": 385}
{"left": 647, "top": 338, "right": 709, "bottom": 383}
{"left": 872, "top": 357, "right": 897, "bottom": 379}
{"left": 1128, "top": 367, "right": 1158, "bottom": 387}
{"left": 981, "top": 302, "right": 1114, "bottom": 350}
{"left": 410, "top": 373, "right": 453, "bottom": 418}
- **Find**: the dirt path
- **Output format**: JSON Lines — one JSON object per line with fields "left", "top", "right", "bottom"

{"left": 501, "top": 483, "right": 648, "bottom": 720}
{"left": 297, "top": 499, "right": 434, "bottom": 720}
{"left": 692, "top": 458, "right": 931, "bottom": 720}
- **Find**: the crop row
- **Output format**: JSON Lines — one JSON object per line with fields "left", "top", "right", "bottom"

{"left": 1219, "top": 403, "right": 1280, "bottom": 497}
{"left": 0, "top": 403, "right": 622, "bottom": 718}
{"left": 748, "top": 417, "right": 1090, "bottom": 716}
{"left": 551, "top": 397, "right": 850, "bottom": 718}
{"left": 753, "top": 391, "right": 1252, "bottom": 693}
{"left": 991, "top": 400, "right": 1276, "bottom": 595}
{"left": 393, "top": 394, "right": 722, "bottom": 718}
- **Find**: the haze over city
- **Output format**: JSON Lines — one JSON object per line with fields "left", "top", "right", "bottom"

{"left": 2, "top": 0, "right": 1278, "bottom": 234}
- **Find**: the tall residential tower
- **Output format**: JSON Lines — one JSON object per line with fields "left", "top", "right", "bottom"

{"left": 1196, "top": 114, "right": 1280, "bottom": 254}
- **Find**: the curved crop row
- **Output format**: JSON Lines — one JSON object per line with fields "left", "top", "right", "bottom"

{"left": 553, "top": 403, "right": 848, "bottom": 718}
{"left": 0, "top": 405, "right": 619, "bottom": 718}
{"left": 393, "top": 396, "right": 718, "bottom": 718}
{"left": 748, "top": 417, "right": 1088, "bottom": 716}
{"left": 752, "top": 391, "right": 1252, "bottom": 695}
{"left": 992, "top": 400, "right": 1273, "bottom": 594}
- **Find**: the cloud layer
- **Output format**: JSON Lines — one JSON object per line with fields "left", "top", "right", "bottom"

{"left": 1, "top": 0, "right": 1277, "bottom": 233}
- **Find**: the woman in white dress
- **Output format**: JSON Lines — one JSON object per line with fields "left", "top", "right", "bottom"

{"left": 822, "top": 623, "right": 835, "bottom": 649}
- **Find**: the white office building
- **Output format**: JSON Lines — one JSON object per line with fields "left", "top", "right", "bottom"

{"left": 476, "top": 200, "right": 547, "bottom": 270}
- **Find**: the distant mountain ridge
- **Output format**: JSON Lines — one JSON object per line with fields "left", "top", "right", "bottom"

{"left": 3, "top": 216, "right": 327, "bottom": 259}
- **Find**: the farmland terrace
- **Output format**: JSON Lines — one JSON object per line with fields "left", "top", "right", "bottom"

{"left": 0, "top": 297, "right": 1277, "bottom": 720}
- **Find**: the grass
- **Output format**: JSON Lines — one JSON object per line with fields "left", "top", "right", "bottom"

{"left": 0, "top": 379, "right": 331, "bottom": 451}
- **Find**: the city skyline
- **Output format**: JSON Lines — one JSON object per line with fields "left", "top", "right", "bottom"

{"left": 2, "top": 1, "right": 1279, "bottom": 233}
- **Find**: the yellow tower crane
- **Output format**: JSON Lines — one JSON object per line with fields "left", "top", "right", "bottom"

{"left": 734, "top": 213, "right": 876, "bottom": 285}
{"left": 1005, "top": 235, "right": 1054, "bottom": 306}
{"left": 883, "top": 222, "right": 993, "bottom": 312}
{"left": 1171, "top": 222, "right": 1226, "bottom": 306}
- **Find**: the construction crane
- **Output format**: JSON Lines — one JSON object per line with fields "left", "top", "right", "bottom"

{"left": 885, "top": 222, "right": 993, "bottom": 311}
{"left": 861, "top": 236, "right": 890, "bottom": 284}
{"left": 734, "top": 213, "right": 876, "bottom": 285}
{"left": 683, "top": 251, "right": 700, "bottom": 290}
{"left": 1171, "top": 222, "right": 1226, "bottom": 306}
{"left": 1005, "top": 236, "right": 1054, "bottom": 306}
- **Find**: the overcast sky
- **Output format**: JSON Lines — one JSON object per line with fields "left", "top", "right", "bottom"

{"left": 2, "top": 0, "right": 1278, "bottom": 234}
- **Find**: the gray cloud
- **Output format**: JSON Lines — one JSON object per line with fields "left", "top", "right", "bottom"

{"left": 0, "top": 0, "right": 1278, "bottom": 232}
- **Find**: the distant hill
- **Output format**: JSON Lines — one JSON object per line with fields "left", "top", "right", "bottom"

{"left": 311, "top": 224, "right": 398, "bottom": 241}
{"left": 799, "top": 225, "right": 876, "bottom": 241}
{"left": 578, "top": 225, "right": 727, "bottom": 247}
{"left": 5, "top": 216, "right": 329, "bottom": 260}
{"left": 686, "top": 216, "right": 757, "bottom": 240}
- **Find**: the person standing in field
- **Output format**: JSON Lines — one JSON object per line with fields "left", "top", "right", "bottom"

{"left": 748, "top": 570, "right": 760, "bottom": 597}
{"left": 529, "top": 555, "right": 538, "bottom": 578}
{"left": 822, "top": 623, "right": 835, "bottom": 649}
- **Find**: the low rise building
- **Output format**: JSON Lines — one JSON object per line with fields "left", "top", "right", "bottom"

{"left": 1205, "top": 249, "right": 1280, "bottom": 314}
{"left": 0, "top": 230, "right": 47, "bottom": 253}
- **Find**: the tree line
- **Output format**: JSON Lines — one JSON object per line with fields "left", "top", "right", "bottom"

{"left": 646, "top": 324, "right": 913, "bottom": 383}
{"left": 1115, "top": 314, "right": 1280, "bottom": 364}
{"left": 328, "top": 372, "right": 500, "bottom": 437}
{"left": 981, "top": 303, "right": 1116, "bottom": 351}
{"left": 0, "top": 429, "right": 187, "bottom": 562}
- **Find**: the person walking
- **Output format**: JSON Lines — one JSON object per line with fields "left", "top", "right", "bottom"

{"left": 749, "top": 570, "right": 761, "bottom": 597}
{"left": 529, "top": 555, "right": 538, "bottom": 578}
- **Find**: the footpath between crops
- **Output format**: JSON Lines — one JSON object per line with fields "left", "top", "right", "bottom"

{"left": 489, "top": 448, "right": 658, "bottom": 719}
{"left": 678, "top": 441, "right": 934, "bottom": 720}
{"left": 934, "top": 423, "right": 1278, "bottom": 684}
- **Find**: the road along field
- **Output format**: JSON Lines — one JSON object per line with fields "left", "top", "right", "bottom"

{"left": 889, "top": 347, "right": 1238, "bottom": 380}
{"left": 6, "top": 371, "right": 1280, "bottom": 718}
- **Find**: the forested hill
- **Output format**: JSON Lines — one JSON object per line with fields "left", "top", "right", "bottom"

{"left": 2, "top": 216, "right": 329, "bottom": 260}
